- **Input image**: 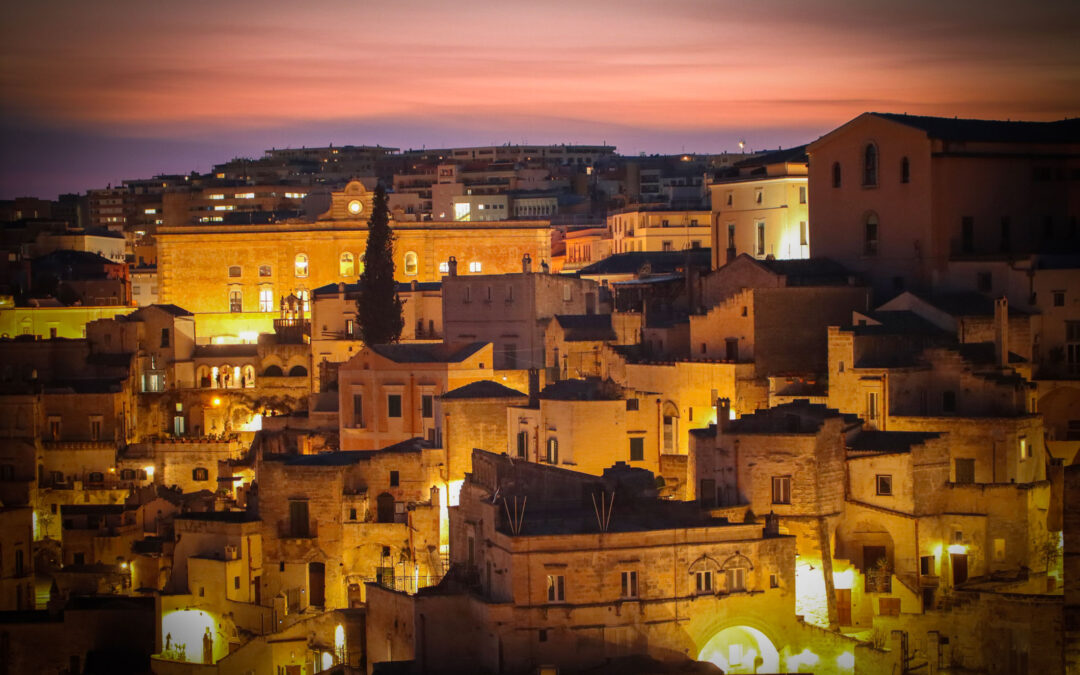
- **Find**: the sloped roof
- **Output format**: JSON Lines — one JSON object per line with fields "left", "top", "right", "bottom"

{"left": 848, "top": 430, "right": 942, "bottom": 454}
{"left": 756, "top": 257, "right": 853, "bottom": 286}
{"left": 873, "top": 112, "right": 1080, "bottom": 144}
{"left": 733, "top": 144, "right": 808, "bottom": 168}
{"left": 726, "top": 400, "right": 859, "bottom": 434}
{"left": 577, "top": 249, "right": 711, "bottom": 276}
{"left": 277, "top": 437, "right": 430, "bottom": 466}
{"left": 441, "top": 380, "right": 527, "bottom": 400}
{"left": 369, "top": 341, "right": 486, "bottom": 363}
{"left": 554, "top": 314, "right": 617, "bottom": 342}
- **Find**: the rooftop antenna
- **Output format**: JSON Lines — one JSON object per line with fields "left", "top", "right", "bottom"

{"left": 503, "top": 495, "right": 527, "bottom": 535}
{"left": 591, "top": 490, "right": 615, "bottom": 532}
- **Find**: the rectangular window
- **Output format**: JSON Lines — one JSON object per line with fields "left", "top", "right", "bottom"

{"left": 289, "top": 500, "right": 310, "bottom": 537}
{"left": 876, "top": 474, "right": 893, "bottom": 496}
{"left": 727, "top": 224, "right": 735, "bottom": 249}
{"left": 234, "top": 576, "right": 240, "bottom": 590}
{"left": 799, "top": 186, "right": 807, "bottom": 204}
{"left": 229, "top": 289, "right": 242, "bottom": 313}
{"left": 516, "top": 431, "right": 527, "bottom": 458}
{"left": 89, "top": 416, "right": 103, "bottom": 441}
{"left": 865, "top": 219, "right": 878, "bottom": 255}
{"left": 160, "top": 328, "right": 170, "bottom": 348}
{"left": 422, "top": 394, "right": 434, "bottom": 419}
{"left": 994, "top": 538, "right": 1006, "bottom": 561}
{"left": 920, "top": 555, "right": 934, "bottom": 575}
{"left": 387, "top": 394, "right": 402, "bottom": 418}
{"left": 799, "top": 221, "right": 808, "bottom": 246}
{"left": 1053, "top": 290, "right": 1065, "bottom": 307}
{"left": 468, "top": 261, "right": 482, "bottom": 273}
{"left": 629, "top": 437, "right": 644, "bottom": 462}
{"left": 954, "top": 458, "right": 975, "bottom": 484}
{"left": 773, "top": 477, "right": 790, "bottom": 503}
{"left": 48, "top": 416, "right": 61, "bottom": 441}
{"left": 696, "top": 571, "right": 712, "bottom": 593}
{"left": 352, "top": 394, "right": 364, "bottom": 428}
{"left": 1019, "top": 436, "right": 1029, "bottom": 460}
{"left": 867, "top": 392, "right": 878, "bottom": 421}
{"left": 547, "top": 575, "right": 565, "bottom": 602}
{"left": 1000, "top": 217, "right": 1011, "bottom": 252}
{"left": 390, "top": 470, "right": 399, "bottom": 487}
{"left": 562, "top": 285, "right": 572, "bottom": 302}
{"left": 345, "top": 318, "right": 355, "bottom": 336}
{"left": 771, "top": 476, "right": 791, "bottom": 504}
{"left": 961, "top": 216, "right": 975, "bottom": 253}
{"left": 626, "top": 398, "right": 639, "bottom": 411}
{"left": 621, "top": 571, "right": 638, "bottom": 598}
{"left": 755, "top": 222, "right": 766, "bottom": 256}
{"left": 662, "top": 240, "right": 673, "bottom": 252}
{"left": 259, "top": 287, "right": 274, "bottom": 312}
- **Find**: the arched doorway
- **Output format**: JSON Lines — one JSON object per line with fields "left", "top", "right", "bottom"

{"left": 698, "top": 625, "right": 780, "bottom": 673}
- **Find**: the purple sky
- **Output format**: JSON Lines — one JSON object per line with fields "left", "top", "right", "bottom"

{"left": 2, "top": 0, "right": 1078, "bottom": 199}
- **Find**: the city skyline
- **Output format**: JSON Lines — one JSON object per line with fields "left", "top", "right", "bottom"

{"left": 3, "top": 0, "right": 1079, "bottom": 199}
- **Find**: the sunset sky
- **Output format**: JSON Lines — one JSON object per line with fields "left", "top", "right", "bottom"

{"left": 2, "top": 0, "right": 1078, "bottom": 198}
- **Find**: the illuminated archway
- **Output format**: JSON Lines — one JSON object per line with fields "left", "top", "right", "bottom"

{"left": 161, "top": 608, "right": 216, "bottom": 664}
{"left": 698, "top": 625, "right": 779, "bottom": 674}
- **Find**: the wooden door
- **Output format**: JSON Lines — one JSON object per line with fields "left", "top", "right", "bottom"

{"left": 836, "top": 588, "right": 852, "bottom": 625}
{"left": 309, "top": 562, "right": 325, "bottom": 607}
{"left": 951, "top": 553, "right": 968, "bottom": 585}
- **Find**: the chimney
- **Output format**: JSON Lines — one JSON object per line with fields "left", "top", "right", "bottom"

{"left": 447, "top": 256, "right": 457, "bottom": 277}
{"left": 994, "top": 296, "right": 1009, "bottom": 367}
{"left": 411, "top": 279, "right": 418, "bottom": 291}
{"left": 522, "top": 253, "right": 532, "bottom": 274}
{"left": 717, "top": 398, "right": 733, "bottom": 432}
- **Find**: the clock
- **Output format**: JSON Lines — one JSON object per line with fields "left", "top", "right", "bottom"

{"left": 347, "top": 199, "right": 363, "bottom": 215}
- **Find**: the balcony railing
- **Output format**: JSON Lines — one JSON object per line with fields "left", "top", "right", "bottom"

{"left": 361, "top": 574, "right": 444, "bottom": 595}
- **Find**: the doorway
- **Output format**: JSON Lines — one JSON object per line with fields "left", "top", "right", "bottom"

{"left": 951, "top": 553, "right": 968, "bottom": 585}
{"left": 309, "top": 562, "right": 325, "bottom": 607}
{"left": 836, "top": 588, "right": 852, "bottom": 625}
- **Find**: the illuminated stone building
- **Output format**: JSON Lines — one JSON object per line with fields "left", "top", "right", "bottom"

{"left": 607, "top": 207, "right": 711, "bottom": 254}
{"left": 709, "top": 146, "right": 809, "bottom": 268}
{"left": 154, "top": 181, "right": 553, "bottom": 341}
{"left": 441, "top": 257, "right": 602, "bottom": 370}
{"left": 807, "top": 113, "right": 1080, "bottom": 298}
{"left": 365, "top": 449, "right": 889, "bottom": 674}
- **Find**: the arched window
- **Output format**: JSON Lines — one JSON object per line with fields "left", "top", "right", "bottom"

{"left": 832, "top": 162, "right": 842, "bottom": 188}
{"left": 864, "top": 213, "right": 879, "bottom": 255}
{"left": 263, "top": 365, "right": 284, "bottom": 377}
{"left": 546, "top": 437, "right": 558, "bottom": 464}
{"left": 662, "top": 401, "right": 679, "bottom": 453}
{"left": 340, "top": 252, "right": 354, "bottom": 277}
{"left": 259, "top": 264, "right": 272, "bottom": 277}
{"left": 900, "top": 156, "right": 910, "bottom": 184}
{"left": 228, "top": 265, "right": 242, "bottom": 278}
{"left": 242, "top": 364, "right": 256, "bottom": 388}
{"left": 294, "top": 253, "right": 308, "bottom": 278}
{"left": 404, "top": 251, "right": 418, "bottom": 276}
{"left": 288, "top": 365, "right": 308, "bottom": 377}
{"left": 863, "top": 144, "right": 878, "bottom": 186}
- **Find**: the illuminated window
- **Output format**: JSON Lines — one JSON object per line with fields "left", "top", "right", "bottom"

{"left": 621, "top": 570, "right": 638, "bottom": 598}
{"left": 864, "top": 214, "right": 879, "bottom": 255}
{"left": 546, "top": 575, "right": 565, "bottom": 602}
{"left": 863, "top": 143, "right": 878, "bottom": 186}
{"left": 546, "top": 438, "right": 558, "bottom": 464}
{"left": 771, "top": 475, "right": 791, "bottom": 504}
{"left": 340, "top": 252, "right": 354, "bottom": 276}
{"left": 468, "top": 261, "right": 482, "bottom": 273}
{"left": 228, "top": 265, "right": 241, "bottom": 278}
{"left": 295, "top": 253, "right": 308, "bottom": 278}
{"left": 259, "top": 265, "right": 271, "bottom": 277}
{"left": 756, "top": 222, "right": 766, "bottom": 256}
{"left": 404, "top": 251, "right": 418, "bottom": 276}
{"left": 235, "top": 192, "right": 255, "bottom": 199}
{"left": 229, "top": 288, "right": 242, "bottom": 313}
{"left": 832, "top": 162, "right": 842, "bottom": 188}
{"left": 259, "top": 286, "right": 273, "bottom": 312}
{"left": 799, "top": 186, "right": 807, "bottom": 204}
{"left": 1019, "top": 436, "right": 1029, "bottom": 460}
{"left": 876, "top": 474, "right": 893, "bottom": 496}
{"left": 439, "top": 262, "right": 449, "bottom": 274}
{"left": 192, "top": 467, "right": 209, "bottom": 481}
{"left": 214, "top": 205, "right": 235, "bottom": 211}
{"left": 297, "top": 289, "right": 309, "bottom": 313}
{"left": 208, "top": 194, "right": 225, "bottom": 200}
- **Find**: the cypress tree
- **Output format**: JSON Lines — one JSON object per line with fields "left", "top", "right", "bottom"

{"left": 356, "top": 184, "right": 404, "bottom": 344}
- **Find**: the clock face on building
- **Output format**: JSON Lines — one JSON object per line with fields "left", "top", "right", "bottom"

{"left": 347, "top": 199, "right": 364, "bottom": 215}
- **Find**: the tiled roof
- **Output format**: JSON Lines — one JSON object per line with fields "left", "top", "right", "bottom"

{"left": 873, "top": 112, "right": 1080, "bottom": 144}
{"left": 370, "top": 341, "right": 486, "bottom": 363}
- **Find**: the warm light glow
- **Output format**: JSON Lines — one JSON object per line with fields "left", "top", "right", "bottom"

{"left": 448, "top": 479, "right": 464, "bottom": 507}
{"left": 239, "top": 331, "right": 258, "bottom": 342}
{"left": 795, "top": 558, "right": 829, "bottom": 628}
{"left": 322, "top": 652, "right": 333, "bottom": 670}
{"left": 699, "top": 625, "right": 779, "bottom": 673}
{"left": 212, "top": 397, "right": 222, "bottom": 407}
{"left": 143, "top": 465, "right": 155, "bottom": 477}
{"left": 120, "top": 561, "right": 129, "bottom": 569}
{"left": 786, "top": 648, "right": 820, "bottom": 671}
{"left": 240, "top": 415, "right": 263, "bottom": 432}
{"left": 161, "top": 608, "right": 216, "bottom": 664}
{"left": 833, "top": 567, "right": 854, "bottom": 590}
{"left": 836, "top": 651, "right": 855, "bottom": 671}
{"left": 947, "top": 544, "right": 967, "bottom": 555}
